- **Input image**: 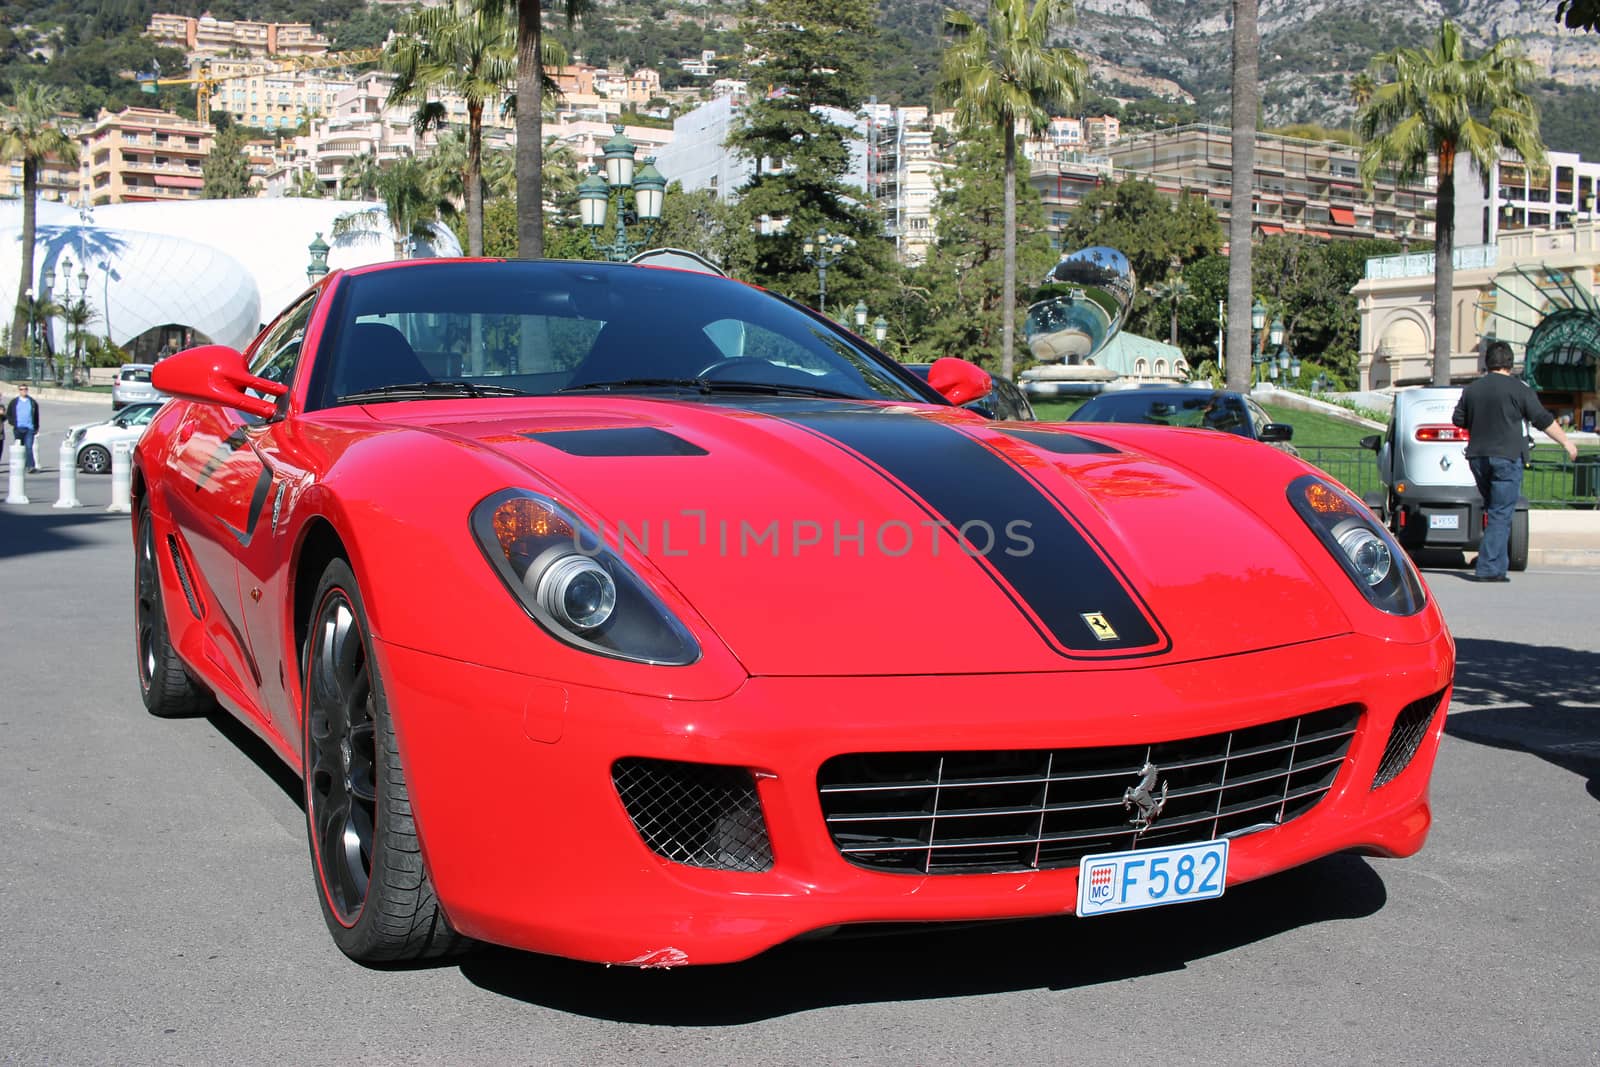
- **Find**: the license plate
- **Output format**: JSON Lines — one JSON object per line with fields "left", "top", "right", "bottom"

{"left": 1076, "top": 839, "right": 1228, "bottom": 917}
{"left": 1429, "top": 513, "right": 1460, "bottom": 530}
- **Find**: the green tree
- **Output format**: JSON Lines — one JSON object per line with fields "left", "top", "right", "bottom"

{"left": 202, "top": 122, "right": 253, "bottom": 198}
{"left": 728, "top": 0, "right": 889, "bottom": 309}
{"left": 1359, "top": 20, "right": 1544, "bottom": 386}
{"left": 1225, "top": 0, "right": 1259, "bottom": 393}
{"left": 288, "top": 168, "right": 325, "bottom": 198}
{"left": 1, "top": 83, "right": 80, "bottom": 353}
{"left": 60, "top": 297, "right": 99, "bottom": 384}
{"left": 340, "top": 148, "right": 382, "bottom": 200}
{"left": 911, "top": 127, "right": 1055, "bottom": 371}
{"left": 332, "top": 156, "right": 455, "bottom": 260}
{"left": 652, "top": 185, "right": 757, "bottom": 280}
{"left": 472, "top": 0, "right": 591, "bottom": 258}
{"left": 1148, "top": 274, "right": 1191, "bottom": 347}
{"left": 1051, "top": 179, "right": 1223, "bottom": 288}
{"left": 387, "top": 0, "right": 516, "bottom": 256}
{"left": 1347, "top": 71, "right": 1375, "bottom": 134}
{"left": 1557, "top": 0, "right": 1599, "bottom": 31}
{"left": 939, "top": 0, "right": 1085, "bottom": 379}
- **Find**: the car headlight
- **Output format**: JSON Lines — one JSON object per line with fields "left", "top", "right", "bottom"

{"left": 471, "top": 489, "right": 699, "bottom": 665}
{"left": 1288, "top": 475, "right": 1425, "bottom": 616}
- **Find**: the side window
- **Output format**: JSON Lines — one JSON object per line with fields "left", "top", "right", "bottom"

{"left": 247, "top": 293, "right": 318, "bottom": 411}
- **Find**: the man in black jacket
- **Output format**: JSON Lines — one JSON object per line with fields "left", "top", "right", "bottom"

{"left": 1452, "top": 341, "right": 1578, "bottom": 582}
{"left": 5, "top": 383, "right": 42, "bottom": 473}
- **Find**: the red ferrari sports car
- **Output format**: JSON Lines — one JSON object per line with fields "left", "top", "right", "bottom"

{"left": 137, "top": 259, "right": 1454, "bottom": 968}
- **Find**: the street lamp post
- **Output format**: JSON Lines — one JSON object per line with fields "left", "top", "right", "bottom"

{"left": 803, "top": 230, "right": 850, "bottom": 316}
{"left": 307, "top": 232, "right": 330, "bottom": 285}
{"left": 873, "top": 316, "right": 888, "bottom": 347}
{"left": 577, "top": 126, "right": 667, "bottom": 263}
{"left": 1249, "top": 303, "right": 1284, "bottom": 386}
{"left": 853, "top": 301, "right": 868, "bottom": 332}
{"left": 38, "top": 271, "right": 55, "bottom": 383}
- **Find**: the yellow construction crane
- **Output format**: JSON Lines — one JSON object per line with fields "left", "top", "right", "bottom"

{"left": 135, "top": 49, "right": 383, "bottom": 125}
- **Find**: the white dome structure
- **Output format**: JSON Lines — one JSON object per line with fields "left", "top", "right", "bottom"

{"left": 1, "top": 198, "right": 461, "bottom": 357}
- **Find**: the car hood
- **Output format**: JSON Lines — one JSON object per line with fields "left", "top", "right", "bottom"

{"left": 382, "top": 398, "right": 1354, "bottom": 676}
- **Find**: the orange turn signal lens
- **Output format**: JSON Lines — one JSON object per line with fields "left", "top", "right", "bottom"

{"left": 1303, "top": 481, "right": 1356, "bottom": 516}
{"left": 491, "top": 497, "right": 573, "bottom": 555}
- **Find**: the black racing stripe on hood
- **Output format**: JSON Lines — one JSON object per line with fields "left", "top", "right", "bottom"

{"left": 779, "top": 409, "right": 1167, "bottom": 657}
{"left": 524, "top": 427, "right": 708, "bottom": 456}
{"left": 999, "top": 428, "right": 1120, "bottom": 454}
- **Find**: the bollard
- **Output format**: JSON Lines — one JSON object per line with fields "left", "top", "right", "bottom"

{"left": 107, "top": 441, "right": 132, "bottom": 514}
{"left": 54, "top": 438, "right": 82, "bottom": 508}
{"left": 5, "top": 440, "right": 28, "bottom": 504}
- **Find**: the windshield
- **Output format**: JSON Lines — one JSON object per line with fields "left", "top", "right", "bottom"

{"left": 309, "top": 261, "right": 933, "bottom": 409}
{"left": 1071, "top": 391, "right": 1251, "bottom": 436}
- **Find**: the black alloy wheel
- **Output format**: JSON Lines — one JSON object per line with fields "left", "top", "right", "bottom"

{"left": 301, "top": 558, "right": 469, "bottom": 964}
{"left": 135, "top": 503, "right": 212, "bottom": 718}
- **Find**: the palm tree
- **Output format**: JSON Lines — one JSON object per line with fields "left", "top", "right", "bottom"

{"left": 1224, "top": 0, "right": 1259, "bottom": 393}
{"left": 473, "top": 0, "right": 591, "bottom": 259}
{"left": 939, "top": 0, "right": 1086, "bottom": 379}
{"left": 387, "top": 0, "right": 516, "bottom": 257}
{"left": 333, "top": 157, "right": 456, "bottom": 260}
{"left": 1347, "top": 71, "right": 1375, "bottom": 135}
{"left": 1, "top": 83, "right": 80, "bottom": 354}
{"left": 1149, "top": 275, "right": 1191, "bottom": 347}
{"left": 288, "top": 168, "right": 325, "bottom": 198}
{"left": 340, "top": 149, "right": 383, "bottom": 200}
{"left": 1359, "top": 20, "right": 1544, "bottom": 386}
{"left": 60, "top": 297, "right": 99, "bottom": 385}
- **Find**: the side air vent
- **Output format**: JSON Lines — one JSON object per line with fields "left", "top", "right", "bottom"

{"left": 166, "top": 534, "right": 203, "bottom": 619}
{"left": 1372, "top": 689, "right": 1446, "bottom": 789}
{"left": 612, "top": 758, "right": 773, "bottom": 872}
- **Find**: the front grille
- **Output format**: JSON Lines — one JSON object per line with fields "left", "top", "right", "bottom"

{"left": 1372, "top": 689, "right": 1445, "bottom": 788}
{"left": 612, "top": 758, "right": 773, "bottom": 872}
{"left": 818, "top": 705, "right": 1361, "bottom": 875}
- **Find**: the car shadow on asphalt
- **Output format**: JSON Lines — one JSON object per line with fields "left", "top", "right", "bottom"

{"left": 0, "top": 505, "right": 125, "bottom": 560}
{"left": 457, "top": 853, "right": 1387, "bottom": 1021}
{"left": 1446, "top": 637, "right": 1600, "bottom": 803}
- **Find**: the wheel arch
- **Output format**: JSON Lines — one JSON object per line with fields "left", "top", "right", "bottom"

{"left": 293, "top": 516, "right": 351, "bottom": 672}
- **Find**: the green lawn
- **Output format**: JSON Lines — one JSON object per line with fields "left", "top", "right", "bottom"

{"left": 1030, "top": 396, "right": 1373, "bottom": 450}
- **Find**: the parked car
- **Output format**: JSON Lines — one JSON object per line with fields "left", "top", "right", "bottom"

{"left": 1069, "top": 387, "right": 1298, "bottom": 455}
{"left": 137, "top": 258, "right": 1450, "bottom": 969}
{"left": 65, "top": 401, "right": 164, "bottom": 473}
{"left": 112, "top": 363, "right": 167, "bottom": 411}
{"left": 904, "top": 362, "right": 1037, "bottom": 420}
{"left": 1358, "top": 386, "right": 1528, "bottom": 570}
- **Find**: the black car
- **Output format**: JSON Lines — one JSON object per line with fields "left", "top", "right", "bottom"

{"left": 1069, "top": 387, "right": 1297, "bottom": 454}
{"left": 903, "top": 363, "right": 1037, "bottom": 421}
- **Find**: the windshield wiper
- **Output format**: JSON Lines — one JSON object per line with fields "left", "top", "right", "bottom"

{"left": 341, "top": 380, "right": 529, "bottom": 403}
{"left": 559, "top": 377, "right": 713, "bottom": 393}
{"left": 695, "top": 381, "right": 860, "bottom": 400}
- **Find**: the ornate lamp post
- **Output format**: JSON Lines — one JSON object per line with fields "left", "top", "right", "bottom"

{"left": 853, "top": 301, "right": 868, "bottom": 331}
{"left": 307, "top": 232, "right": 330, "bottom": 285}
{"left": 578, "top": 126, "right": 667, "bottom": 262}
{"left": 38, "top": 270, "right": 55, "bottom": 382}
{"left": 873, "top": 316, "right": 888, "bottom": 347}
{"left": 803, "top": 230, "right": 850, "bottom": 316}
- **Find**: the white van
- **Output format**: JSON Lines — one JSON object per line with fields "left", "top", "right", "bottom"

{"left": 1360, "top": 387, "right": 1528, "bottom": 569}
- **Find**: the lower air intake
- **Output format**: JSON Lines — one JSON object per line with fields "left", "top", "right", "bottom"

{"left": 612, "top": 758, "right": 773, "bottom": 872}
{"left": 1372, "top": 689, "right": 1446, "bottom": 788}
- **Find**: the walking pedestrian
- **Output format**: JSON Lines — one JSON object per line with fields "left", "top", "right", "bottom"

{"left": 1451, "top": 340, "right": 1578, "bottom": 582}
{"left": 5, "top": 382, "right": 41, "bottom": 472}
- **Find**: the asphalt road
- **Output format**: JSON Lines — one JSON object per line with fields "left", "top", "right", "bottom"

{"left": 2, "top": 407, "right": 1597, "bottom": 1065}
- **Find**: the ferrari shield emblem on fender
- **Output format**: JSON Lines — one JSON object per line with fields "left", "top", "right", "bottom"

{"left": 1081, "top": 612, "right": 1118, "bottom": 641}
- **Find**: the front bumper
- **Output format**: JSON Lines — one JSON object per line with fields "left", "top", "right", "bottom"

{"left": 378, "top": 630, "right": 1453, "bottom": 966}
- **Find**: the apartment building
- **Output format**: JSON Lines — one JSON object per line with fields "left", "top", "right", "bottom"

{"left": 1449, "top": 150, "right": 1600, "bottom": 247}
{"left": 205, "top": 59, "right": 356, "bottom": 134}
{"left": 2, "top": 114, "right": 85, "bottom": 205}
{"left": 80, "top": 107, "right": 212, "bottom": 205}
{"left": 867, "top": 107, "right": 947, "bottom": 265}
{"left": 146, "top": 13, "right": 331, "bottom": 57}
{"left": 1031, "top": 124, "right": 1437, "bottom": 248}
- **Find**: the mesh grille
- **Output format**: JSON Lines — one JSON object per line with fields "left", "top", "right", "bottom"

{"left": 166, "top": 534, "right": 203, "bottom": 619}
{"left": 818, "top": 705, "right": 1361, "bottom": 875}
{"left": 612, "top": 758, "right": 773, "bottom": 872}
{"left": 1372, "top": 689, "right": 1445, "bottom": 788}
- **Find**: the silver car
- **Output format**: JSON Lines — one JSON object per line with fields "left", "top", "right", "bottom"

{"left": 66, "top": 401, "right": 164, "bottom": 473}
{"left": 1359, "top": 386, "right": 1529, "bottom": 569}
{"left": 112, "top": 363, "right": 165, "bottom": 410}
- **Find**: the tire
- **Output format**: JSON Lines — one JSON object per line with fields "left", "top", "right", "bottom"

{"left": 1509, "top": 509, "right": 1529, "bottom": 572}
{"left": 302, "top": 558, "right": 470, "bottom": 964}
{"left": 135, "top": 504, "right": 214, "bottom": 718}
{"left": 80, "top": 444, "right": 111, "bottom": 475}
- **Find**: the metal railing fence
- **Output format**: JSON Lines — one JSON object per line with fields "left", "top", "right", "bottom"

{"left": 1296, "top": 446, "right": 1600, "bottom": 509}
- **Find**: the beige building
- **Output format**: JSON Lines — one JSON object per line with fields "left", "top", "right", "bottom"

{"left": 205, "top": 58, "right": 355, "bottom": 134}
{"left": 81, "top": 107, "right": 212, "bottom": 205}
{"left": 146, "top": 13, "right": 331, "bottom": 57}
{"left": 2, "top": 113, "right": 85, "bottom": 205}
{"left": 1354, "top": 220, "right": 1600, "bottom": 425}
{"left": 1032, "top": 124, "right": 1436, "bottom": 249}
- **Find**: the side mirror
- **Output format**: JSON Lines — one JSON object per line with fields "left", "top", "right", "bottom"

{"left": 152, "top": 345, "right": 286, "bottom": 420}
{"left": 1359, "top": 433, "right": 1382, "bottom": 452}
{"left": 928, "top": 357, "right": 991, "bottom": 407}
{"left": 1259, "top": 422, "right": 1294, "bottom": 442}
